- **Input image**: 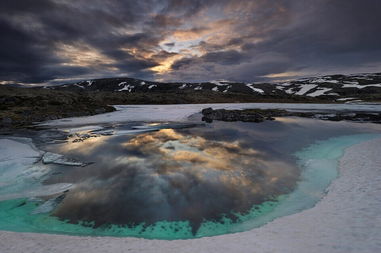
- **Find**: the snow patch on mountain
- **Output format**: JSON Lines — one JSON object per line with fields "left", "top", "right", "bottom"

{"left": 118, "top": 84, "right": 134, "bottom": 92}
{"left": 210, "top": 80, "right": 231, "bottom": 86}
{"left": 307, "top": 88, "right": 332, "bottom": 97}
{"left": 246, "top": 83, "right": 264, "bottom": 94}
{"left": 74, "top": 84, "right": 85, "bottom": 89}
{"left": 311, "top": 78, "right": 339, "bottom": 84}
{"left": 342, "top": 83, "right": 381, "bottom": 89}
{"left": 294, "top": 84, "right": 318, "bottom": 95}
{"left": 179, "top": 84, "right": 187, "bottom": 89}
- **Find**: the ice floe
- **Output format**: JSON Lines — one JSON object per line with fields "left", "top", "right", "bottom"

{"left": 31, "top": 194, "right": 66, "bottom": 214}
{"left": 42, "top": 152, "right": 86, "bottom": 166}
{"left": 0, "top": 138, "right": 74, "bottom": 201}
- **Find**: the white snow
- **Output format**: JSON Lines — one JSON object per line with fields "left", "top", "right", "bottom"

{"left": 210, "top": 80, "right": 230, "bottom": 86}
{"left": 311, "top": 78, "right": 339, "bottom": 84}
{"left": 179, "top": 84, "right": 187, "bottom": 89}
{"left": 343, "top": 81, "right": 359, "bottom": 85}
{"left": 307, "top": 88, "right": 332, "bottom": 97}
{"left": 246, "top": 83, "right": 264, "bottom": 94}
{"left": 278, "top": 82, "right": 292, "bottom": 86}
{"left": 148, "top": 85, "right": 157, "bottom": 89}
{"left": 294, "top": 84, "right": 318, "bottom": 95}
{"left": 118, "top": 82, "right": 127, "bottom": 87}
{"left": 140, "top": 81, "right": 146, "bottom": 85}
{"left": 74, "top": 84, "right": 85, "bottom": 89}
{"left": 345, "top": 100, "right": 364, "bottom": 104}
{"left": 285, "top": 87, "right": 295, "bottom": 94}
{"left": 39, "top": 103, "right": 381, "bottom": 127}
{"left": 42, "top": 152, "right": 85, "bottom": 166}
{"left": 212, "top": 86, "right": 218, "bottom": 92}
{"left": 337, "top": 97, "right": 357, "bottom": 101}
{"left": 0, "top": 138, "right": 74, "bottom": 201}
{"left": 86, "top": 80, "right": 93, "bottom": 86}
{"left": 222, "top": 85, "right": 232, "bottom": 93}
{"left": 118, "top": 84, "right": 134, "bottom": 92}
{"left": 1, "top": 137, "right": 380, "bottom": 253}
{"left": 194, "top": 86, "right": 202, "bottom": 90}
{"left": 342, "top": 83, "right": 381, "bottom": 89}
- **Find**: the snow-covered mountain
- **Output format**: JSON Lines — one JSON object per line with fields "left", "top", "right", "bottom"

{"left": 51, "top": 73, "right": 381, "bottom": 102}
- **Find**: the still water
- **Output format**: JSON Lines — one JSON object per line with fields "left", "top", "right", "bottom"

{"left": 0, "top": 116, "right": 380, "bottom": 239}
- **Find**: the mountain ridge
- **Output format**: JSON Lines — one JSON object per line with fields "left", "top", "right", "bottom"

{"left": 48, "top": 72, "right": 381, "bottom": 102}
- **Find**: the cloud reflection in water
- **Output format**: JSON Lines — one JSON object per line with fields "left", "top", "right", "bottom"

{"left": 53, "top": 128, "right": 299, "bottom": 233}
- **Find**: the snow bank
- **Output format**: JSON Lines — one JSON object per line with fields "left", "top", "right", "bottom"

{"left": 39, "top": 103, "right": 381, "bottom": 127}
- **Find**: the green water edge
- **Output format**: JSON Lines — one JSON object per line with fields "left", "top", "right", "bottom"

{"left": 0, "top": 133, "right": 380, "bottom": 239}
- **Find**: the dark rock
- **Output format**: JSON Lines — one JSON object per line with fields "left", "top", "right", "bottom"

{"left": 201, "top": 107, "right": 214, "bottom": 115}
{"left": 201, "top": 108, "right": 381, "bottom": 124}
{"left": 94, "top": 108, "right": 106, "bottom": 114}
{"left": 1, "top": 117, "right": 12, "bottom": 125}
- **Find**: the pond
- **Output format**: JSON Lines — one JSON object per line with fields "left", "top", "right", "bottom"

{"left": 0, "top": 107, "right": 381, "bottom": 239}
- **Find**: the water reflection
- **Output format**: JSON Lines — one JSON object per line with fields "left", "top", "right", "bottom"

{"left": 50, "top": 128, "right": 298, "bottom": 233}
{"left": 38, "top": 117, "right": 381, "bottom": 235}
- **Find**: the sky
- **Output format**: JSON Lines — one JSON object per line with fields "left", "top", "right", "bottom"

{"left": 0, "top": 0, "right": 380, "bottom": 85}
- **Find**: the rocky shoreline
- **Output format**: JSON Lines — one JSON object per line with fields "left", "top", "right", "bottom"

{"left": 201, "top": 107, "right": 381, "bottom": 123}
{"left": 0, "top": 87, "right": 115, "bottom": 130}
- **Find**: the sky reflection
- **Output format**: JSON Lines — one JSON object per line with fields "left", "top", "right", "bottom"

{"left": 41, "top": 117, "right": 381, "bottom": 234}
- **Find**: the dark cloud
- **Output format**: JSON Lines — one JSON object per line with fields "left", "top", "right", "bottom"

{"left": 53, "top": 128, "right": 298, "bottom": 233}
{"left": 0, "top": 0, "right": 380, "bottom": 84}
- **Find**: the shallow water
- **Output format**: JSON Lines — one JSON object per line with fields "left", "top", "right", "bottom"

{"left": 1, "top": 115, "right": 381, "bottom": 239}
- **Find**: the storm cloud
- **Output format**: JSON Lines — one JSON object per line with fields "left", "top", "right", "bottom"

{"left": 0, "top": 0, "right": 380, "bottom": 84}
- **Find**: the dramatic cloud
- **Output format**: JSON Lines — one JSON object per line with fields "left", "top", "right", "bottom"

{"left": 54, "top": 129, "right": 298, "bottom": 233}
{"left": 0, "top": 0, "right": 380, "bottom": 84}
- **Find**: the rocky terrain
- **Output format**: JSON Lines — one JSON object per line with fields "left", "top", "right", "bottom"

{"left": 0, "top": 86, "right": 115, "bottom": 129}
{"left": 49, "top": 72, "right": 381, "bottom": 103}
{"left": 1, "top": 72, "right": 381, "bottom": 129}
{"left": 201, "top": 107, "right": 381, "bottom": 124}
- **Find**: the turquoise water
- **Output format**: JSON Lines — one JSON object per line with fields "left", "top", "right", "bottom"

{"left": 0, "top": 133, "right": 379, "bottom": 239}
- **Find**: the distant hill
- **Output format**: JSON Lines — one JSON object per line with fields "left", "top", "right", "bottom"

{"left": 47, "top": 72, "right": 381, "bottom": 103}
